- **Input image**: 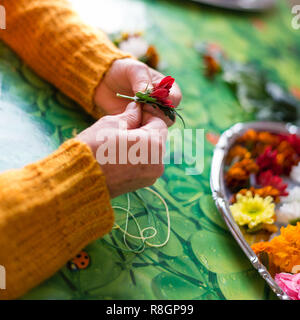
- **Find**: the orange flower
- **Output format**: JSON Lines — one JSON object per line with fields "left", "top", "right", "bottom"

{"left": 233, "top": 186, "right": 281, "bottom": 203}
{"left": 236, "top": 130, "right": 280, "bottom": 157}
{"left": 226, "top": 145, "right": 251, "bottom": 164}
{"left": 257, "top": 132, "right": 279, "bottom": 147}
{"left": 226, "top": 159, "right": 259, "bottom": 189}
{"left": 236, "top": 129, "right": 258, "bottom": 145}
{"left": 276, "top": 140, "right": 300, "bottom": 175}
{"left": 145, "top": 45, "right": 160, "bottom": 69}
{"left": 252, "top": 223, "right": 300, "bottom": 273}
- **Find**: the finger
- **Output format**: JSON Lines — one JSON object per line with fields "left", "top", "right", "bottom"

{"left": 116, "top": 102, "right": 142, "bottom": 129}
{"left": 141, "top": 111, "right": 168, "bottom": 142}
{"left": 142, "top": 104, "right": 174, "bottom": 127}
{"left": 150, "top": 68, "right": 182, "bottom": 108}
{"left": 127, "top": 61, "right": 153, "bottom": 94}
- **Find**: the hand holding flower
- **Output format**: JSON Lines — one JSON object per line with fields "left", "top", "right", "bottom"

{"left": 117, "top": 75, "right": 184, "bottom": 125}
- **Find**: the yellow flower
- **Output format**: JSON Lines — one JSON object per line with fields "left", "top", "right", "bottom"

{"left": 230, "top": 191, "right": 275, "bottom": 229}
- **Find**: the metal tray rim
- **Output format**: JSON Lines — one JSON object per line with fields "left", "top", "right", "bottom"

{"left": 210, "top": 121, "right": 299, "bottom": 300}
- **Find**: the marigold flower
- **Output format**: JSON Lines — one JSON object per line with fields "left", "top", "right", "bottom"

{"left": 257, "top": 132, "right": 280, "bottom": 147}
{"left": 257, "top": 170, "right": 288, "bottom": 196}
{"left": 145, "top": 45, "right": 160, "bottom": 69}
{"left": 279, "top": 134, "right": 300, "bottom": 156}
{"left": 252, "top": 223, "right": 300, "bottom": 273}
{"left": 236, "top": 130, "right": 279, "bottom": 156}
{"left": 196, "top": 42, "right": 224, "bottom": 78}
{"left": 233, "top": 186, "right": 281, "bottom": 203}
{"left": 226, "top": 145, "right": 251, "bottom": 164}
{"left": 276, "top": 140, "right": 299, "bottom": 175}
{"left": 226, "top": 159, "right": 259, "bottom": 189}
{"left": 230, "top": 192, "right": 275, "bottom": 230}
{"left": 236, "top": 129, "right": 258, "bottom": 145}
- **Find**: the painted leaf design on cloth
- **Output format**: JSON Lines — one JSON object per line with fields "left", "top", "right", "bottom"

{"left": 217, "top": 270, "right": 266, "bottom": 300}
{"left": 199, "top": 194, "right": 228, "bottom": 230}
{"left": 152, "top": 272, "right": 210, "bottom": 300}
{"left": 190, "top": 230, "right": 251, "bottom": 273}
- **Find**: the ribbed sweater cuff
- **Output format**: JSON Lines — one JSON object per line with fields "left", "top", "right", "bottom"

{"left": 0, "top": 139, "right": 114, "bottom": 299}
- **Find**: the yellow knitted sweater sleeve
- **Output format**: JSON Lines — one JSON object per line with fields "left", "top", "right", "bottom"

{"left": 0, "top": 0, "right": 130, "bottom": 118}
{"left": 0, "top": 0, "right": 128, "bottom": 299}
{"left": 0, "top": 139, "right": 114, "bottom": 300}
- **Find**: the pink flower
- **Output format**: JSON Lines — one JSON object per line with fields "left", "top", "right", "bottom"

{"left": 275, "top": 273, "right": 300, "bottom": 300}
{"left": 150, "top": 76, "right": 175, "bottom": 108}
{"left": 257, "top": 170, "right": 288, "bottom": 196}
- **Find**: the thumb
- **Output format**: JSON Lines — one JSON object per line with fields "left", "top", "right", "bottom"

{"left": 116, "top": 102, "right": 142, "bottom": 129}
{"left": 141, "top": 112, "right": 168, "bottom": 141}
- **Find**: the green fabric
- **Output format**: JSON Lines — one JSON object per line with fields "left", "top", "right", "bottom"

{"left": 0, "top": 0, "right": 299, "bottom": 300}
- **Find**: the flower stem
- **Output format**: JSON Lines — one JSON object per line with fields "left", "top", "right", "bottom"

{"left": 116, "top": 93, "right": 137, "bottom": 101}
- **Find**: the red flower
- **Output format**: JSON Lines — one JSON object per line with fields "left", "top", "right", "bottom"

{"left": 256, "top": 146, "right": 282, "bottom": 175}
{"left": 279, "top": 134, "right": 300, "bottom": 156}
{"left": 150, "top": 76, "right": 175, "bottom": 108}
{"left": 157, "top": 76, "right": 175, "bottom": 90}
{"left": 257, "top": 170, "right": 288, "bottom": 196}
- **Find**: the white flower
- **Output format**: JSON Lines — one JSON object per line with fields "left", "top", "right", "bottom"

{"left": 290, "top": 163, "right": 300, "bottom": 184}
{"left": 281, "top": 186, "right": 300, "bottom": 203}
{"left": 277, "top": 186, "right": 300, "bottom": 224}
{"left": 277, "top": 202, "right": 300, "bottom": 225}
{"left": 119, "top": 37, "right": 148, "bottom": 59}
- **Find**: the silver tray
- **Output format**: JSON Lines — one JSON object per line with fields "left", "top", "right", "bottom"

{"left": 210, "top": 121, "right": 300, "bottom": 300}
{"left": 190, "top": 0, "right": 276, "bottom": 12}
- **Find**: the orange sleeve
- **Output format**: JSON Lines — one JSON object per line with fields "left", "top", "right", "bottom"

{"left": 0, "top": 139, "right": 114, "bottom": 299}
{"left": 0, "top": 0, "right": 130, "bottom": 118}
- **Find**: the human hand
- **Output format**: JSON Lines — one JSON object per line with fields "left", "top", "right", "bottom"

{"left": 94, "top": 58, "right": 182, "bottom": 126}
{"left": 77, "top": 102, "right": 168, "bottom": 198}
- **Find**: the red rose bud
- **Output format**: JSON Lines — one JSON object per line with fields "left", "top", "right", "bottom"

{"left": 150, "top": 76, "right": 175, "bottom": 108}
{"left": 155, "top": 76, "right": 175, "bottom": 90}
{"left": 116, "top": 76, "right": 184, "bottom": 125}
{"left": 150, "top": 88, "right": 169, "bottom": 99}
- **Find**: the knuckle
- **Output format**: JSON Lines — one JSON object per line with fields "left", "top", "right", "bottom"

{"left": 156, "top": 164, "right": 165, "bottom": 178}
{"left": 101, "top": 115, "right": 116, "bottom": 125}
{"left": 145, "top": 178, "right": 157, "bottom": 188}
{"left": 151, "top": 164, "right": 164, "bottom": 179}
